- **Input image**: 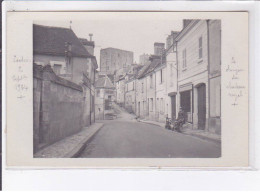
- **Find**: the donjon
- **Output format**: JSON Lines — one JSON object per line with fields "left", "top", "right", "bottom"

{"left": 100, "top": 47, "right": 134, "bottom": 76}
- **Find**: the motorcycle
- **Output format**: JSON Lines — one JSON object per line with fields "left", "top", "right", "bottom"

{"left": 165, "top": 116, "right": 185, "bottom": 132}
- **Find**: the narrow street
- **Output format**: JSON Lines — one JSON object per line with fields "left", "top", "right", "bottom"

{"left": 78, "top": 104, "right": 221, "bottom": 158}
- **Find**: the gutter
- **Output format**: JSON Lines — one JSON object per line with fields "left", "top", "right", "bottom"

{"left": 207, "top": 20, "right": 211, "bottom": 132}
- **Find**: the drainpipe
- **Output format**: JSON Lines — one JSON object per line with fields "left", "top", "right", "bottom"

{"left": 93, "top": 69, "right": 96, "bottom": 122}
{"left": 134, "top": 79, "right": 137, "bottom": 115}
{"left": 176, "top": 41, "right": 179, "bottom": 120}
{"left": 207, "top": 20, "right": 211, "bottom": 132}
{"left": 89, "top": 76, "right": 92, "bottom": 125}
{"left": 154, "top": 71, "right": 156, "bottom": 121}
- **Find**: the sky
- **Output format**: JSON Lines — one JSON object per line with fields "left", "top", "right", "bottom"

{"left": 34, "top": 12, "right": 183, "bottom": 68}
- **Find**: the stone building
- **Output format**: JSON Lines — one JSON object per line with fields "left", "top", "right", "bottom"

{"left": 165, "top": 31, "right": 179, "bottom": 121}
{"left": 33, "top": 24, "right": 98, "bottom": 85}
{"left": 135, "top": 64, "right": 150, "bottom": 118}
{"left": 142, "top": 56, "right": 161, "bottom": 121}
{"left": 154, "top": 59, "right": 167, "bottom": 123}
{"left": 125, "top": 74, "right": 136, "bottom": 114}
{"left": 95, "top": 76, "right": 116, "bottom": 120}
{"left": 139, "top": 53, "right": 150, "bottom": 66}
{"left": 79, "top": 34, "right": 95, "bottom": 56}
{"left": 175, "top": 20, "right": 210, "bottom": 130}
{"left": 33, "top": 24, "right": 98, "bottom": 152}
{"left": 100, "top": 47, "right": 134, "bottom": 75}
{"left": 115, "top": 74, "right": 126, "bottom": 107}
{"left": 208, "top": 20, "right": 221, "bottom": 134}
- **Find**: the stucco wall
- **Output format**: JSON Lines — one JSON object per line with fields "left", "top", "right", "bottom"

{"left": 177, "top": 21, "right": 209, "bottom": 130}
{"left": 33, "top": 64, "right": 91, "bottom": 153}
{"left": 136, "top": 77, "right": 147, "bottom": 118}
{"left": 208, "top": 20, "right": 221, "bottom": 134}
{"left": 177, "top": 20, "right": 208, "bottom": 82}
{"left": 165, "top": 48, "right": 178, "bottom": 120}
{"left": 154, "top": 66, "right": 167, "bottom": 122}
{"left": 34, "top": 54, "right": 93, "bottom": 85}
{"left": 209, "top": 20, "right": 221, "bottom": 78}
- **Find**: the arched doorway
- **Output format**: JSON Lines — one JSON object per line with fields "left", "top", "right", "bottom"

{"left": 196, "top": 83, "right": 206, "bottom": 130}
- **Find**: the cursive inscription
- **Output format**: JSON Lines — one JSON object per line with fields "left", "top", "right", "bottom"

{"left": 12, "top": 55, "right": 30, "bottom": 99}
{"left": 225, "top": 57, "right": 246, "bottom": 107}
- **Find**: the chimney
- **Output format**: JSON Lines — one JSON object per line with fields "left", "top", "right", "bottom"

{"left": 89, "top": 33, "right": 93, "bottom": 41}
{"left": 183, "top": 19, "right": 193, "bottom": 29}
{"left": 154, "top": 42, "right": 165, "bottom": 56}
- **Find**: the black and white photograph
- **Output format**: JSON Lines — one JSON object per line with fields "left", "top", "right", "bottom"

{"left": 32, "top": 17, "right": 221, "bottom": 158}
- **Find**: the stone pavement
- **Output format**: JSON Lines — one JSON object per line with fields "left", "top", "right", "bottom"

{"left": 34, "top": 123, "right": 104, "bottom": 158}
{"left": 138, "top": 119, "right": 221, "bottom": 145}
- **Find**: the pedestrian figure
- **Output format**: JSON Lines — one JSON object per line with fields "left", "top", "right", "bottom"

{"left": 173, "top": 107, "right": 185, "bottom": 132}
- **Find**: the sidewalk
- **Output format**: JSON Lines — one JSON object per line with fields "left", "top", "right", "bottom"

{"left": 138, "top": 119, "right": 221, "bottom": 145}
{"left": 34, "top": 123, "right": 104, "bottom": 158}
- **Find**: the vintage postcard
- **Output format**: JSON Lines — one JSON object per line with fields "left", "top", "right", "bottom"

{"left": 5, "top": 11, "right": 248, "bottom": 168}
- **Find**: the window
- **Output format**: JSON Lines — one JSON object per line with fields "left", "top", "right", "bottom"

{"left": 53, "top": 64, "right": 62, "bottom": 75}
{"left": 150, "top": 75, "right": 153, "bottom": 88}
{"left": 199, "top": 36, "right": 203, "bottom": 59}
{"left": 133, "top": 82, "right": 135, "bottom": 90}
{"left": 142, "top": 83, "right": 144, "bottom": 93}
{"left": 182, "top": 49, "right": 187, "bottom": 69}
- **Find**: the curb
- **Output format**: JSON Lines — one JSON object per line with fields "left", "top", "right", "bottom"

{"left": 139, "top": 119, "right": 221, "bottom": 145}
{"left": 64, "top": 123, "right": 104, "bottom": 158}
{"left": 138, "top": 120, "right": 165, "bottom": 128}
{"left": 182, "top": 132, "right": 221, "bottom": 145}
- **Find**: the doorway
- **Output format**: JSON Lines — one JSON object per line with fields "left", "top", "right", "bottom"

{"left": 171, "top": 95, "right": 176, "bottom": 120}
{"left": 197, "top": 84, "right": 206, "bottom": 130}
{"left": 138, "top": 102, "right": 140, "bottom": 116}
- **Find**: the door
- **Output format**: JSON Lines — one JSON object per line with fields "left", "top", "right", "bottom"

{"left": 171, "top": 95, "right": 176, "bottom": 120}
{"left": 138, "top": 102, "right": 140, "bottom": 116}
{"left": 197, "top": 84, "right": 206, "bottom": 130}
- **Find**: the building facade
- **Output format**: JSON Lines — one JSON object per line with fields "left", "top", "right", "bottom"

{"left": 115, "top": 74, "right": 126, "bottom": 107}
{"left": 100, "top": 47, "right": 134, "bottom": 75}
{"left": 176, "top": 20, "right": 209, "bottom": 130}
{"left": 165, "top": 31, "right": 179, "bottom": 121}
{"left": 135, "top": 64, "right": 150, "bottom": 118}
{"left": 33, "top": 24, "right": 98, "bottom": 128}
{"left": 154, "top": 63, "right": 167, "bottom": 122}
{"left": 208, "top": 20, "right": 221, "bottom": 134}
{"left": 95, "top": 76, "right": 116, "bottom": 120}
{"left": 79, "top": 34, "right": 95, "bottom": 56}
{"left": 125, "top": 74, "right": 137, "bottom": 114}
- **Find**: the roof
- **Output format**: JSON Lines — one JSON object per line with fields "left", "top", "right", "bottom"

{"left": 95, "top": 76, "right": 115, "bottom": 89}
{"left": 137, "top": 63, "right": 151, "bottom": 79}
{"left": 33, "top": 24, "right": 94, "bottom": 58}
{"left": 100, "top": 47, "right": 133, "bottom": 54}
{"left": 79, "top": 38, "right": 95, "bottom": 47}
{"left": 144, "top": 58, "right": 161, "bottom": 75}
{"left": 154, "top": 42, "right": 165, "bottom": 46}
{"left": 175, "top": 20, "right": 200, "bottom": 42}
